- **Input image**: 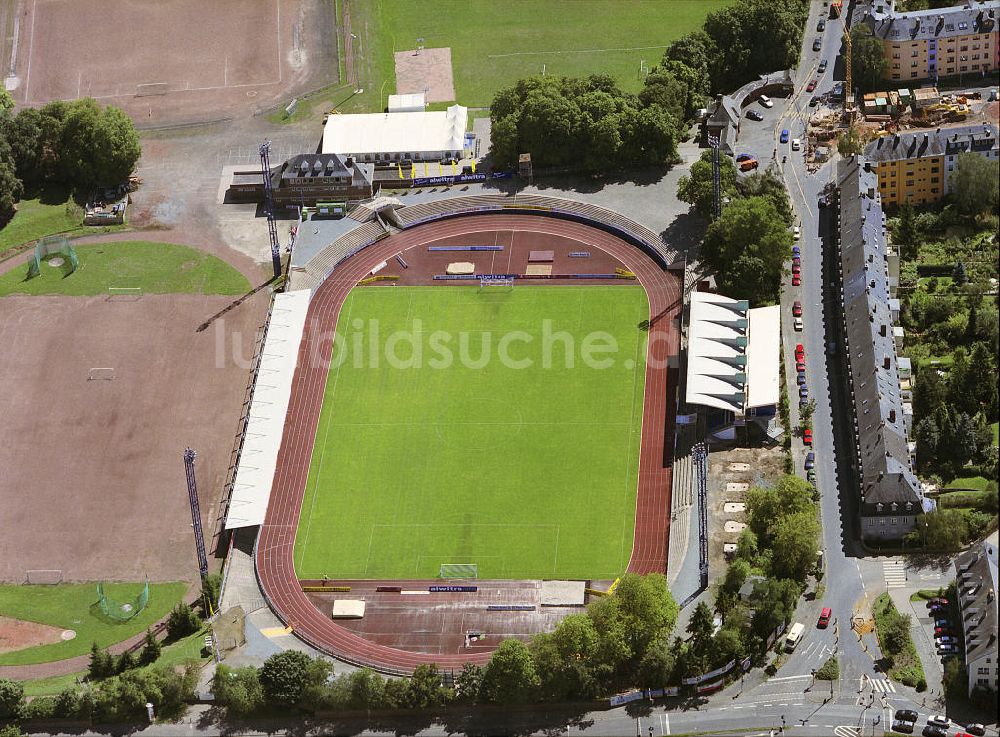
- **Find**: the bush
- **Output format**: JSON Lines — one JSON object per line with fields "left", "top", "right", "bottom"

{"left": 200, "top": 573, "right": 222, "bottom": 617}
{"left": 20, "top": 696, "right": 56, "bottom": 720}
{"left": 916, "top": 677, "right": 927, "bottom": 692}
{"left": 0, "top": 678, "right": 25, "bottom": 719}
{"left": 815, "top": 656, "right": 839, "bottom": 680}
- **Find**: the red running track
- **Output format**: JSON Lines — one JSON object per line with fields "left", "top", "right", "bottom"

{"left": 256, "top": 214, "right": 681, "bottom": 673}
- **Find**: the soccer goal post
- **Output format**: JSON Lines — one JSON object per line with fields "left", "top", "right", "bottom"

{"left": 439, "top": 563, "right": 478, "bottom": 579}
{"left": 478, "top": 274, "right": 515, "bottom": 290}
{"left": 107, "top": 286, "right": 143, "bottom": 300}
{"left": 88, "top": 367, "right": 116, "bottom": 381}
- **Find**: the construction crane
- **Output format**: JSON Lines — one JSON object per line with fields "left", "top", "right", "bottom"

{"left": 844, "top": 28, "right": 856, "bottom": 123}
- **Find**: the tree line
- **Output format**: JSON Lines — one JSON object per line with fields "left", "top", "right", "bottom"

{"left": 0, "top": 90, "right": 141, "bottom": 218}
{"left": 489, "top": 0, "right": 809, "bottom": 173}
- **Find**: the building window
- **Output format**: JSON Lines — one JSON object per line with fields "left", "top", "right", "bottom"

{"left": 961, "top": 66, "right": 968, "bottom": 71}
{"left": 906, "top": 180, "right": 915, "bottom": 186}
{"left": 979, "top": 667, "right": 990, "bottom": 675}
{"left": 931, "top": 188, "right": 939, "bottom": 194}
{"left": 893, "top": 53, "right": 901, "bottom": 59}
{"left": 931, "top": 166, "right": 939, "bottom": 172}
{"left": 931, "top": 177, "right": 939, "bottom": 183}
{"left": 912, "top": 50, "right": 919, "bottom": 57}
{"left": 911, "top": 72, "right": 918, "bottom": 78}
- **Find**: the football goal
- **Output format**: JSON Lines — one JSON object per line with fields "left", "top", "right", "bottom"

{"left": 87, "top": 367, "right": 116, "bottom": 382}
{"left": 439, "top": 563, "right": 478, "bottom": 579}
{"left": 107, "top": 286, "right": 143, "bottom": 301}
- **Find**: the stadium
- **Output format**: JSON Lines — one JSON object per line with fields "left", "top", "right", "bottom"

{"left": 224, "top": 194, "right": 683, "bottom": 674}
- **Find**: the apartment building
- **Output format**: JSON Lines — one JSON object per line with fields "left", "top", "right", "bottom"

{"left": 864, "top": 1, "right": 999, "bottom": 83}
{"left": 954, "top": 531, "right": 998, "bottom": 697}
{"left": 862, "top": 122, "right": 999, "bottom": 206}
{"left": 835, "top": 156, "right": 927, "bottom": 542}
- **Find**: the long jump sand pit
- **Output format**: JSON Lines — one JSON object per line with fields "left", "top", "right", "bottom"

{"left": 17, "top": 0, "right": 308, "bottom": 122}
{"left": 394, "top": 47, "right": 455, "bottom": 103}
{"left": 0, "top": 292, "right": 267, "bottom": 582}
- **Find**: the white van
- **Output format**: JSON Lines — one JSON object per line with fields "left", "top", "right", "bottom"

{"left": 759, "top": 95, "right": 774, "bottom": 108}
{"left": 785, "top": 622, "right": 805, "bottom": 651}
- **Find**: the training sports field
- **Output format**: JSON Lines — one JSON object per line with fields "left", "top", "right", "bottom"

{"left": 294, "top": 285, "right": 649, "bottom": 581}
{"left": 357, "top": 0, "right": 732, "bottom": 107}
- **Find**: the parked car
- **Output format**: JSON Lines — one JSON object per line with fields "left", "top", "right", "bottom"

{"left": 813, "top": 38, "right": 822, "bottom": 51}
{"left": 818, "top": 19, "right": 826, "bottom": 30}
{"left": 935, "top": 635, "right": 957, "bottom": 644}
{"left": 797, "top": 371, "right": 807, "bottom": 385}
{"left": 927, "top": 598, "right": 949, "bottom": 607}
{"left": 792, "top": 273, "right": 801, "bottom": 286}
{"left": 938, "top": 645, "right": 959, "bottom": 655}
{"left": 792, "top": 245, "right": 801, "bottom": 257}
{"left": 793, "top": 225, "right": 801, "bottom": 239}
{"left": 806, "top": 79, "right": 818, "bottom": 92}
{"left": 923, "top": 726, "right": 947, "bottom": 737}
{"left": 809, "top": 95, "right": 821, "bottom": 107}
{"left": 736, "top": 153, "right": 754, "bottom": 162}
{"left": 760, "top": 95, "right": 774, "bottom": 108}
{"left": 791, "top": 138, "right": 802, "bottom": 151}
{"left": 805, "top": 452, "right": 815, "bottom": 470}
{"left": 792, "top": 264, "right": 801, "bottom": 275}
{"left": 792, "top": 300, "right": 803, "bottom": 317}
{"left": 818, "top": 59, "right": 828, "bottom": 73}
{"left": 896, "top": 710, "right": 919, "bottom": 724}
{"left": 966, "top": 724, "right": 986, "bottom": 736}
{"left": 818, "top": 194, "right": 829, "bottom": 207}
{"left": 934, "top": 619, "right": 951, "bottom": 628}
{"left": 803, "top": 429, "right": 813, "bottom": 446}
{"left": 930, "top": 605, "right": 949, "bottom": 615}
{"left": 747, "top": 109, "right": 764, "bottom": 121}
{"left": 793, "top": 316, "right": 803, "bottom": 331}
{"left": 799, "top": 385, "right": 808, "bottom": 402}
{"left": 739, "top": 158, "right": 759, "bottom": 172}
{"left": 928, "top": 715, "right": 950, "bottom": 729}
{"left": 780, "top": 128, "right": 790, "bottom": 143}
{"left": 934, "top": 627, "right": 951, "bottom": 636}
{"left": 806, "top": 468, "right": 816, "bottom": 484}
{"left": 892, "top": 720, "right": 915, "bottom": 734}
{"left": 817, "top": 607, "right": 831, "bottom": 628}
{"left": 795, "top": 343, "right": 804, "bottom": 358}
{"left": 796, "top": 361, "right": 806, "bottom": 374}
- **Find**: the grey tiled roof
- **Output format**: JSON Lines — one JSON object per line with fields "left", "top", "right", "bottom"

{"left": 866, "top": 1, "right": 999, "bottom": 41}
{"left": 864, "top": 123, "right": 999, "bottom": 164}
{"left": 279, "top": 153, "right": 374, "bottom": 187}
{"left": 837, "top": 156, "right": 921, "bottom": 509}
{"left": 955, "top": 532, "right": 998, "bottom": 673}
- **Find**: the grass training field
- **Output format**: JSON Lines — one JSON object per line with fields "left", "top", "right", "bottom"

{"left": 0, "top": 241, "right": 251, "bottom": 296}
{"left": 0, "top": 582, "right": 187, "bottom": 666}
{"left": 360, "top": 0, "right": 732, "bottom": 107}
{"left": 0, "top": 189, "right": 97, "bottom": 256}
{"left": 294, "top": 286, "right": 649, "bottom": 581}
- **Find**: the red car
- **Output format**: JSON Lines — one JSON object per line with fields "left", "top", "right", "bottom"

{"left": 795, "top": 343, "right": 804, "bottom": 358}
{"left": 792, "top": 263, "right": 801, "bottom": 275}
{"left": 927, "top": 598, "right": 949, "bottom": 607}
{"left": 934, "top": 627, "right": 951, "bottom": 636}
{"left": 793, "top": 300, "right": 802, "bottom": 317}
{"left": 796, "top": 360, "right": 806, "bottom": 373}
{"left": 792, "top": 274, "right": 801, "bottom": 286}
{"left": 817, "top": 607, "right": 831, "bottom": 628}
{"left": 804, "top": 429, "right": 813, "bottom": 446}
{"left": 806, "top": 79, "right": 818, "bottom": 92}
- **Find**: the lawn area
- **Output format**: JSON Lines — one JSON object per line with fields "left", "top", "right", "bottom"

{"left": 873, "top": 593, "right": 926, "bottom": 689}
{"left": 0, "top": 241, "right": 251, "bottom": 297}
{"left": 944, "top": 476, "right": 992, "bottom": 491}
{"left": 360, "top": 0, "right": 732, "bottom": 107}
{"left": 295, "top": 286, "right": 649, "bottom": 580}
{"left": 0, "top": 582, "right": 187, "bottom": 666}
{"left": 0, "top": 189, "right": 86, "bottom": 256}
{"left": 992, "top": 422, "right": 999, "bottom": 445}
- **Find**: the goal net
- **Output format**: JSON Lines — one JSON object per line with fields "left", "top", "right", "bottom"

{"left": 88, "top": 367, "right": 116, "bottom": 381}
{"left": 478, "top": 275, "right": 515, "bottom": 290}
{"left": 439, "top": 563, "right": 478, "bottom": 579}
{"left": 97, "top": 579, "right": 150, "bottom": 622}
{"left": 25, "top": 569, "right": 63, "bottom": 585}
{"left": 27, "top": 236, "right": 78, "bottom": 279}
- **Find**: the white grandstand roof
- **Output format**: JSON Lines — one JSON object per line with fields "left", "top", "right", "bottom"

{"left": 746, "top": 305, "right": 781, "bottom": 409}
{"left": 685, "top": 291, "right": 780, "bottom": 415}
{"left": 224, "top": 290, "right": 311, "bottom": 529}
{"left": 322, "top": 105, "right": 467, "bottom": 156}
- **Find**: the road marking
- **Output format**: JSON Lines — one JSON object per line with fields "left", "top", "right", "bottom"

{"left": 768, "top": 674, "right": 813, "bottom": 682}
{"left": 834, "top": 727, "right": 860, "bottom": 737}
{"left": 662, "top": 711, "right": 671, "bottom": 735}
{"left": 871, "top": 677, "right": 896, "bottom": 693}
{"left": 883, "top": 560, "right": 907, "bottom": 588}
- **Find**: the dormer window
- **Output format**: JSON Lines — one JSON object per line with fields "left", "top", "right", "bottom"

{"left": 876, "top": 503, "right": 884, "bottom": 513}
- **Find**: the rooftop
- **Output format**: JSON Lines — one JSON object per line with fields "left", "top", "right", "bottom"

{"left": 866, "top": 1, "right": 999, "bottom": 42}
{"left": 322, "top": 105, "right": 468, "bottom": 157}
{"left": 837, "top": 156, "right": 922, "bottom": 510}
{"left": 955, "top": 531, "right": 998, "bottom": 669}
{"left": 863, "top": 123, "right": 999, "bottom": 164}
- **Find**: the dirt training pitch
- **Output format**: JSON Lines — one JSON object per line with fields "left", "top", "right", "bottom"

{"left": 394, "top": 47, "right": 456, "bottom": 103}
{"left": 13, "top": 0, "right": 314, "bottom": 124}
{"left": 0, "top": 291, "right": 268, "bottom": 582}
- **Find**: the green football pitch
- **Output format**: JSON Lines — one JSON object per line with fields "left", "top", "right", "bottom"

{"left": 357, "top": 0, "right": 733, "bottom": 107}
{"left": 294, "top": 285, "right": 649, "bottom": 580}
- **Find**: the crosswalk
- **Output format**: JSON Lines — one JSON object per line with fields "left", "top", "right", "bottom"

{"left": 834, "top": 727, "right": 860, "bottom": 737}
{"left": 883, "top": 560, "right": 907, "bottom": 588}
{"left": 870, "top": 677, "right": 896, "bottom": 693}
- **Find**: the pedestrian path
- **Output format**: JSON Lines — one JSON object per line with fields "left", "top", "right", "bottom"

{"left": 870, "top": 677, "right": 896, "bottom": 693}
{"left": 883, "top": 560, "right": 907, "bottom": 588}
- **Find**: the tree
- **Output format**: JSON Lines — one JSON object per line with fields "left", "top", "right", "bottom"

{"left": 531, "top": 632, "right": 598, "bottom": 701}
{"left": 950, "top": 152, "right": 1000, "bottom": 216}
{"left": 894, "top": 200, "right": 919, "bottom": 259}
{"left": 700, "top": 196, "right": 793, "bottom": 304}
{"left": 749, "top": 578, "right": 800, "bottom": 641}
{"left": 0, "top": 726, "right": 23, "bottom": 737}
{"left": 736, "top": 168, "right": 794, "bottom": 226}
{"left": 815, "top": 656, "right": 839, "bottom": 680}
{"left": 88, "top": 641, "right": 115, "bottom": 680}
{"left": 454, "top": 662, "right": 483, "bottom": 704}
{"left": 918, "top": 509, "right": 970, "bottom": 551}
{"left": 677, "top": 149, "right": 738, "bottom": 220}
{"left": 166, "top": 602, "right": 200, "bottom": 639}
{"left": 116, "top": 649, "right": 137, "bottom": 674}
{"left": 0, "top": 89, "right": 14, "bottom": 114}
{"left": 347, "top": 668, "right": 386, "bottom": 710}
{"left": 59, "top": 98, "right": 141, "bottom": 189}
{"left": 0, "top": 679, "right": 24, "bottom": 719}
{"left": 953, "top": 259, "right": 968, "bottom": 285}
{"left": 913, "top": 367, "right": 946, "bottom": 421}
{"left": 837, "top": 125, "right": 864, "bottom": 157}
{"left": 405, "top": 664, "right": 448, "bottom": 709}
{"left": 663, "top": 31, "right": 715, "bottom": 95}
{"left": 52, "top": 687, "right": 80, "bottom": 719}
{"left": 915, "top": 415, "right": 940, "bottom": 469}
{"left": 137, "top": 628, "right": 161, "bottom": 666}
{"left": 212, "top": 665, "right": 264, "bottom": 716}
{"left": 687, "top": 601, "right": 715, "bottom": 657}
{"left": 201, "top": 573, "right": 222, "bottom": 617}
{"left": 0, "top": 161, "right": 23, "bottom": 218}
{"left": 850, "top": 24, "right": 889, "bottom": 93}
{"left": 605, "top": 572, "right": 678, "bottom": 658}
{"left": 770, "top": 509, "right": 821, "bottom": 582}
{"left": 636, "top": 631, "right": 677, "bottom": 688}
{"left": 259, "top": 650, "right": 312, "bottom": 708}
{"left": 480, "top": 639, "right": 540, "bottom": 703}
{"left": 711, "top": 627, "right": 746, "bottom": 668}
